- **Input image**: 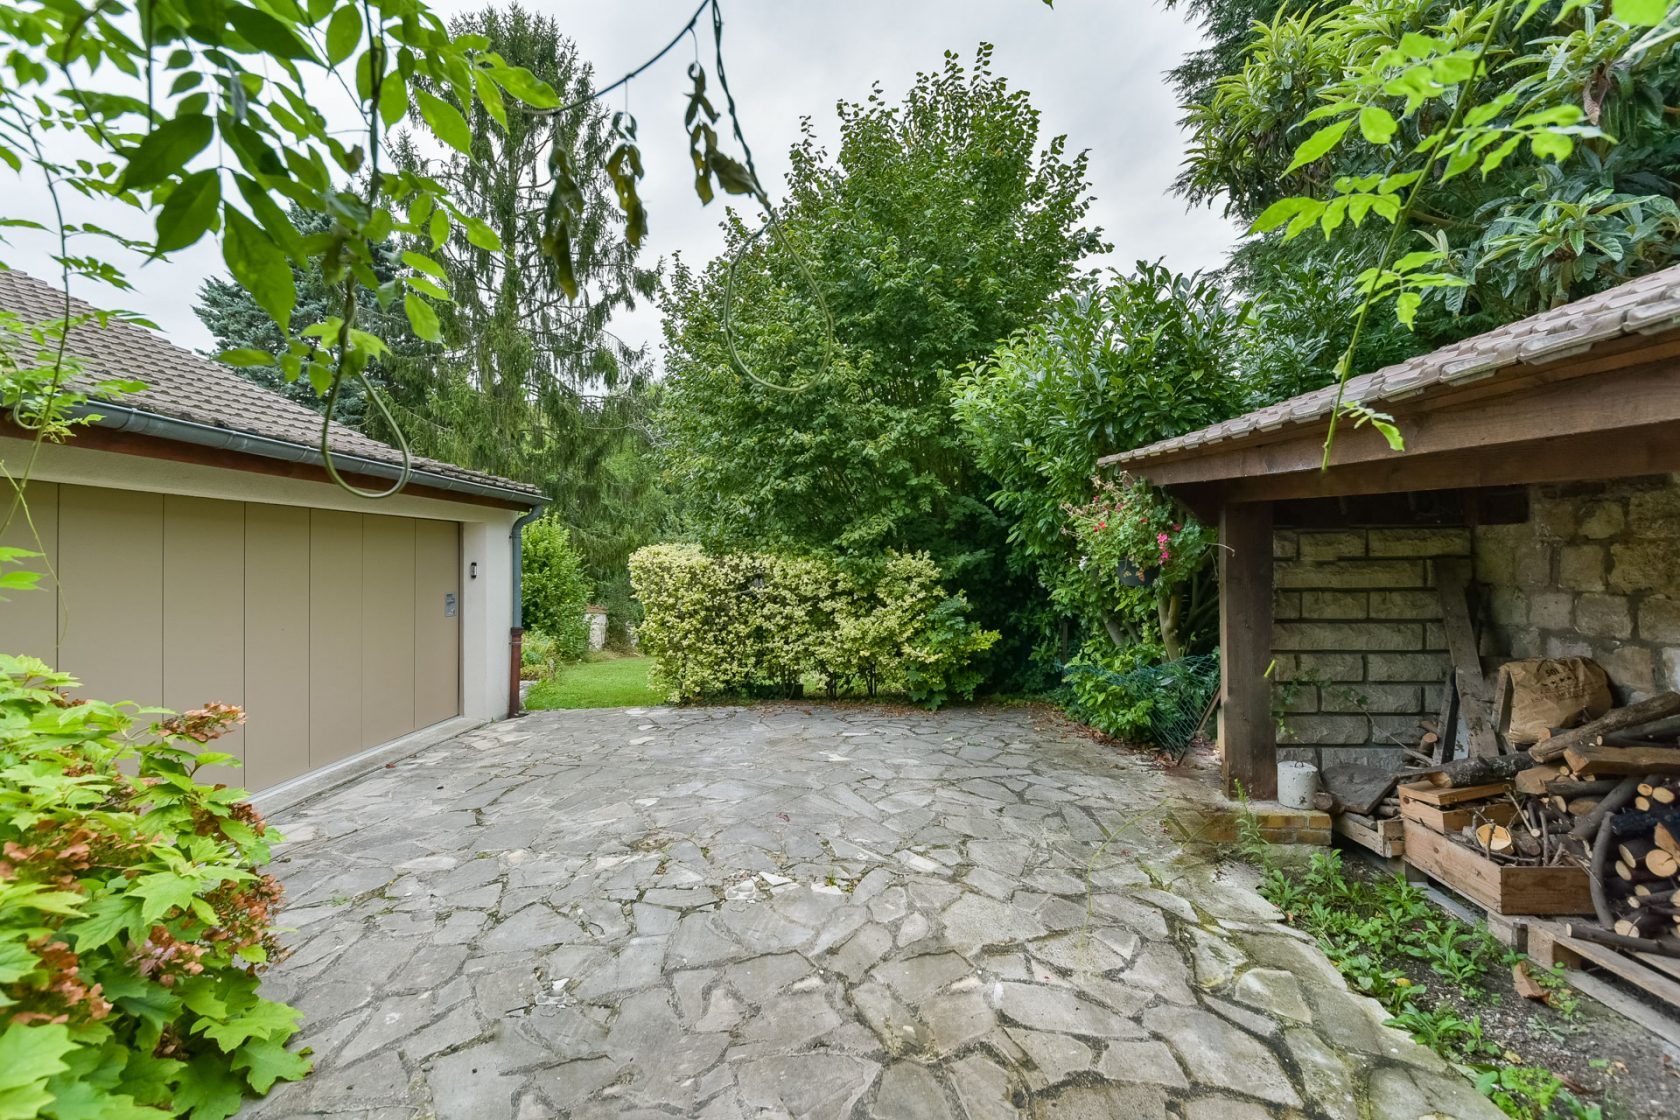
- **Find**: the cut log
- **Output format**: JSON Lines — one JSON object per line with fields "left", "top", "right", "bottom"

{"left": 1531, "top": 692, "right": 1680, "bottom": 762}
{"left": 1572, "top": 775, "right": 1643, "bottom": 842}
{"left": 1562, "top": 742, "right": 1680, "bottom": 778}
{"left": 1616, "top": 859, "right": 1661, "bottom": 883}
{"left": 1619, "top": 837, "right": 1658, "bottom": 868}
{"left": 1405, "top": 752, "right": 1533, "bottom": 787}
{"left": 1476, "top": 823, "right": 1514, "bottom": 853}
{"left": 1565, "top": 922, "right": 1680, "bottom": 958}
{"left": 1615, "top": 910, "right": 1673, "bottom": 938}
{"left": 1565, "top": 798, "right": 1600, "bottom": 816}
{"left": 1515, "top": 765, "right": 1565, "bottom": 795}
{"left": 1649, "top": 849, "right": 1679, "bottom": 878}
{"left": 1604, "top": 803, "right": 1680, "bottom": 841}
{"left": 1655, "top": 822, "right": 1680, "bottom": 859}
{"left": 1542, "top": 778, "right": 1620, "bottom": 799}
{"left": 1654, "top": 786, "right": 1677, "bottom": 805}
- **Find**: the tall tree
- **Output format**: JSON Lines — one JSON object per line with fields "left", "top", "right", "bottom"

{"left": 393, "top": 4, "right": 663, "bottom": 608}
{"left": 194, "top": 4, "right": 666, "bottom": 607}
{"left": 657, "top": 45, "right": 1104, "bottom": 665}
{"left": 1176, "top": 0, "right": 1680, "bottom": 335}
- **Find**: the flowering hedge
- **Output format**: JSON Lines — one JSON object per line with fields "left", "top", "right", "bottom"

{"left": 0, "top": 655, "right": 306, "bottom": 1118}
{"left": 628, "top": 545, "right": 998, "bottom": 707}
{"left": 1064, "top": 472, "right": 1214, "bottom": 659}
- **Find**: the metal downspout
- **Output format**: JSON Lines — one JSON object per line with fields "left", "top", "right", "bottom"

{"left": 508, "top": 505, "right": 546, "bottom": 717}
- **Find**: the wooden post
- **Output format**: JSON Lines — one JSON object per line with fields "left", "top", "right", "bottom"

{"left": 1220, "top": 501, "right": 1276, "bottom": 800}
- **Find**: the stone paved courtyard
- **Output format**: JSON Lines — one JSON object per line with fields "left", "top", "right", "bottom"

{"left": 248, "top": 705, "right": 1501, "bottom": 1119}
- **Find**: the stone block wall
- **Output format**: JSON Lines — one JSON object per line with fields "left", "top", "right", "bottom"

{"left": 1270, "top": 527, "right": 1472, "bottom": 767}
{"left": 1473, "top": 474, "right": 1680, "bottom": 702}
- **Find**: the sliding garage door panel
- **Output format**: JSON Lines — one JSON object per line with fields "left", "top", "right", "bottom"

{"left": 309, "top": 509, "right": 363, "bottom": 768}
{"left": 57, "top": 485, "right": 163, "bottom": 707}
{"left": 163, "top": 495, "right": 245, "bottom": 784}
{"left": 0, "top": 481, "right": 58, "bottom": 665}
{"left": 361, "top": 514, "right": 417, "bottom": 748}
{"left": 413, "top": 519, "right": 460, "bottom": 729}
{"left": 244, "top": 503, "right": 310, "bottom": 791}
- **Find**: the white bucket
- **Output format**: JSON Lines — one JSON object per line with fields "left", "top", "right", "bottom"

{"left": 1276, "top": 761, "right": 1319, "bottom": 810}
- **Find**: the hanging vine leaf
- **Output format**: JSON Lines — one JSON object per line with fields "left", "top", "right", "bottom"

{"left": 606, "top": 111, "right": 647, "bottom": 247}
{"left": 690, "top": 121, "right": 716, "bottom": 204}
{"left": 540, "top": 133, "right": 586, "bottom": 299}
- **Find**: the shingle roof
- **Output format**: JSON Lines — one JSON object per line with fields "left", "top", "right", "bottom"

{"left": 1101, "top": 263, "right": 1680, "bottom": 468}
{"left": 0, "top": 268, "right": 543, "bottom": 501}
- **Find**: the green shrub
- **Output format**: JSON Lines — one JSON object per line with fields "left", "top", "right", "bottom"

{"left": 520, "top": 630, "right": 562, "bottom": 680}
{"left": 0, "top": 655, "right": 307, "bottom": 1118}
{"left": 628, "top": 546, "right": 998, "bottom": 707}
{"left": 1061, "top": 641, "right": 1161, "bottom": 740}
{"left": 520, "top": 518, "right": 591, "bottom": 660}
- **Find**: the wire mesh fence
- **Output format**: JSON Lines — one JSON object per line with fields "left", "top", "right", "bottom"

{"left": 1061, "top": 651, "right": 1221, "bottom": 758}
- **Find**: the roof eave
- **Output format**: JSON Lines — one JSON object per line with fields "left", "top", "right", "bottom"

{"left": 76, "top": 401, "right": 547, "bottom": 508}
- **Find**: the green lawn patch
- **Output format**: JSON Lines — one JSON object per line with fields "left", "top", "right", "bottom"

{"left": 525, "top": 655, "right": 665, "bottom": 710}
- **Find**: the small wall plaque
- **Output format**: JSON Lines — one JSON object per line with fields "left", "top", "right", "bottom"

{"left": 444, "top": 592, "right": 458, "bottom": 618}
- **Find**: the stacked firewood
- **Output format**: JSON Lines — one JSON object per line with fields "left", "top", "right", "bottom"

{"left": 1399, "top": 690, "right": 1680, "bottom": 954}
{"left": 1528, "top": 692, "right": 1680, "bottom": 955}
{"left": 1451, "top": 777, "right": 1593, "bottom": 869}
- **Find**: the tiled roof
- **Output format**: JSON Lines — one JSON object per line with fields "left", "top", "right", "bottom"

{"left": 1101, "top": 264, "right": 1680, "bottom": 467}
{"left": 0, "top": 268, "right": 543, "bottom": 501}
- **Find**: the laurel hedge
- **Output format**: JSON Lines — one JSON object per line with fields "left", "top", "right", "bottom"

{"left": 628, "top": 545, "right": 997, "bottom": 707}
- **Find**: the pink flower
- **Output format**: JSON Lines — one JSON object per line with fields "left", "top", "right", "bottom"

{"left": 1156, "top": 532, "right": 1169, "bottom": 545}
{"left": 1160, "top": 550, "right": 1171, "bottom": 562}
{"left": 1172, "top": 523, "right": 1182, "bottom": 532}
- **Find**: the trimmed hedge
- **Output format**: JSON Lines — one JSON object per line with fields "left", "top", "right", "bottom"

{"left": 628, "top": 545, "right": 997, "bottom": 707}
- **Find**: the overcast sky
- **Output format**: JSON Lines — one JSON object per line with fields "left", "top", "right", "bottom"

{"left": 5, "top": 0, "right": 1237, "bottom": 359}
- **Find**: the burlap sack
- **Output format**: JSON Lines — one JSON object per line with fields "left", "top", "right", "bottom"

{"left": 1496, "top": 658, "right": 1612, "bottom": 745}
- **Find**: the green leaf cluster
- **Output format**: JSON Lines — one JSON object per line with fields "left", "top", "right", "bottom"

{"left": 655, "top": 45, "right": 1103, "bottom": 687}
{"left": 1177, "top": 0, "right": 1680, "bottom": 325}
{"left": 0, "top": 657, "right": 306, "bottom": 1118}
{"left": 520, "top": 517, "right": 592, "bottom": 661}
{"left": 950, "top": 264, "right": 1243, "bottom": 667}
{"left": 1, "top": 0, "right": 563, "bottom": 422}
{"left": 628, "top": 545, "right": 998, "bottom": 708}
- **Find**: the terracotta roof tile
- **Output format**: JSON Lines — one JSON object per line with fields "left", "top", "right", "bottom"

{"left": 1102, "top": 264, "right": 1680, "bottom": 467}
{"left": 0, "top": 268, "right": 542, "bottom": 500}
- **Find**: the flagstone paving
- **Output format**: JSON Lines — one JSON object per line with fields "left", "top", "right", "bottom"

{"left": 246, "top": 705, "right": 1500, "bottom": 1119}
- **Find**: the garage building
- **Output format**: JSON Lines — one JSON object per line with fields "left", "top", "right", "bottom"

{"left": 0, "top": 269, "right": 545, "bottom": 797}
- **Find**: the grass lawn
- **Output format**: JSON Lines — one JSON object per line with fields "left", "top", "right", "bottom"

{"left": 524, "top": 654, "right": 665, "bottom": 710}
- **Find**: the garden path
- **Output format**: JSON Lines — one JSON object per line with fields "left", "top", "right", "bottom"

{"left": 246, "top": 705, "right": 1500, "bottom": 1119}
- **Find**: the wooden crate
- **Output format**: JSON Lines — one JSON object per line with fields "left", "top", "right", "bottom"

{"left": 1398, "top": 782, "right": 1520, "bottom": 833}
{"left": 1528, "top": 920, "right": 1680, "bottom": 1012}
{"left": 1334, "top": 812, "right": 1405, "bottom": 859}
{"left": 1401, "top": 820, "right": 1594, "bottom": 916}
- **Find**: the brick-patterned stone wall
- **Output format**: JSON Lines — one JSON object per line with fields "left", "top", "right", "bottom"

{"left": 1270, "top": 527, "right": 1472, "bottom": 767}
{"left": 1474, "top": 474, "right": 1680, "bottom": 702}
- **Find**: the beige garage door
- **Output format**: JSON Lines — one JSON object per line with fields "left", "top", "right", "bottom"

{"left": 0, "top": 483, "right": 461, "bottom": 791}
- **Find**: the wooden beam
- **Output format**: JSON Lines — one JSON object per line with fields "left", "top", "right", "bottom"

{"left": 1219, "top": 501, "right": 1276, "bottom": 800}
{"left": 1191, "top": 422, "right": 1680, "bottom": 505}
{"left": 1127, "top": 357, "right": 1680, "bottom": 490}
{"left": 1436, "top": 560, "right": 1502, "bottom": 757}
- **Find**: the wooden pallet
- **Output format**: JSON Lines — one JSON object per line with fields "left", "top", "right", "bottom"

{"left": 1334, "top": 812, "right": 1405, "bottom": 859}
{"left": 1528, "top": 920, "right": 1680, "bottom": 1012}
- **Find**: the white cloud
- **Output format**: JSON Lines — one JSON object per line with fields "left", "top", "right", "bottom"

{"left": 3, "top": 0, "right": 1235, "bottom": 357}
